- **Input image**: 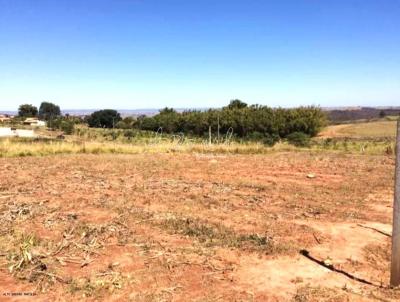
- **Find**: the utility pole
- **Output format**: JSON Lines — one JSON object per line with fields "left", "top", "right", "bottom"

{"left": 391, "top": 119, "right": 400, "bottom": 287}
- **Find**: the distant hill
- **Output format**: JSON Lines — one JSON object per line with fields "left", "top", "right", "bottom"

{"left": 325, "top": 107, "right": 400, "bottom": 123}
{"left": 0, "top": 111, "right": 17, "bottom": 116}
{"left": 62, "top": 109, "right": 161, "bottom": 117}
{"left": 0, "top": 108, "right": 210, "bottom": 117}
{"left": 62, "top": 108, "right": 212, "bottom": 117}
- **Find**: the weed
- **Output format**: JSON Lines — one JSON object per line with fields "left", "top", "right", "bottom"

{"left": 7, "top": 233, "right": 40, "bottom": 273}
{"left": 293, "top": 285, "right": 347, "bottom": 302}
{"left": 69, "top": 272, "right": 124, "bottom": 298}
{"left": 159, "top": 217, "right": 275, "bottom": 252}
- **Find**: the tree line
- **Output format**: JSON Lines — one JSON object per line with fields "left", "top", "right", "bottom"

{"left": 18, "top": 102, "right": 61, "bottom": 119}
{"left": 16, "top": 100, "right": 327, "bottom": 145}
{"left": 134, "top": 100, "right": 326, "bottom": 145}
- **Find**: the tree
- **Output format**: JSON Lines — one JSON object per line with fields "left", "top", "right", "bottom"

{"left": 379, "top": 110, "right": 386, "bottom": 118}
{"left": 159, "top": 107, "right": 176, "bottom": 115}
{"left": 87, "top": 109, "right": 122, "bottom": 128}
{"left": 39, "top": 102, "right": 61, "bottom": 120}
{"left": 133, "top": 100, "right": 326, "bottom": 144}
{"left": 18, "top": 104, "right": 38, "bottom": 117}
{"left": 226, "top": 99, "right": 248, "bottom": 110}
{"left": 115, "top": 117, "right": 136, "bottom": 129}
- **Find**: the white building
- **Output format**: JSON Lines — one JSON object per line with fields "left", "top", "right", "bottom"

{"left": 0, "top": 127, "right": 36, "bottom": 138}
{"left": 23, "top": 118, "right": 46, "bottom": 127}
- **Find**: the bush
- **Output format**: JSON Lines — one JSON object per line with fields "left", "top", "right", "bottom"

{"left": 247, "top": 132, "right": 279, "bottom": 146}
{"left": 109, "top": 130, "right": 119, "bottom": 140}
{"left": 115, "top": 121, "right": 129, "bottom": 129}
{"left": 246, "top": 131, "right": 265, "bottom": 141}
{"left": 60, "top": 121, "right": 74, "bottom": 135}
{"left": 286, "top": 132, "right": 310, "bottom": 147}
{"left": 262, "top": 133, "right": 280, "bottom": 146}
{"left": 123, "top": 130, "right": 135, "bottom": 140}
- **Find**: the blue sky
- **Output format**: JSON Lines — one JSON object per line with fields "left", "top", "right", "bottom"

{"left": 0, "top": 0, "right": 399, "bottom": 110}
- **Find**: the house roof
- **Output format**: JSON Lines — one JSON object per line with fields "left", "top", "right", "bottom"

{"left": 24, "top": 118, "right": 39, "bottom": 122}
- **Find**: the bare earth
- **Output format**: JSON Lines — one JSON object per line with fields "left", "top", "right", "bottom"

{"left": 0, "top": 152, "right": 399, "bottom": 301}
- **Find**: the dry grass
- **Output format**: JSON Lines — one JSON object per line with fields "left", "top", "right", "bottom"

{"left": 0, "top": 138, "right": 296, "bottom": 157}
{"left": 322, "top": 120, "right": 397, "bottom": 138}
{"left": 293, "top": 285, "right": 348, "bottom": 302}
{"left": 0, "top": 135, "right": 396, "bottom": 158}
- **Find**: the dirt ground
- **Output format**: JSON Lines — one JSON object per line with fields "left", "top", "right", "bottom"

{"left": 0, "top": 152, "right": 399, "bottom": 301}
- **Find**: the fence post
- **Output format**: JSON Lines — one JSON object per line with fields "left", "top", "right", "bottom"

{"left": 391, "top": 119, "right": 400, "bottom": 287}
{"left": 209, "top": 126, "right": 212, "bottom": 145}
{"left": 217, "top": 116, "right": 220, "bottom": 143}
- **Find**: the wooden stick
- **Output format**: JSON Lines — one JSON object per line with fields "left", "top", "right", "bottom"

{"left": 390, "top": 119, "right": 400, "bottom": 287}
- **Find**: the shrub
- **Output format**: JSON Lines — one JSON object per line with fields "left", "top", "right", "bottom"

{"left": 286, "top": 132, "right": 311, "bottom": 147}
{"left": 109, "top": 130, "right": 119, "bottom": 140}
{"left": 246, "top": 131, "right": 265, "bottom": 141}
{"left": 60, "top": 121, "right": 75, "bottom": 135}
{"left": 124, "top": 130, "right": 135, "bottom": 140}
{"left": 262, "top": 133, "right": 280, "bottom": 146}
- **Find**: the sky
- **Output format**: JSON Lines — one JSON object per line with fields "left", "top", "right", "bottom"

{"left": 0, "top": 0, "right": 399, "bottom": 110}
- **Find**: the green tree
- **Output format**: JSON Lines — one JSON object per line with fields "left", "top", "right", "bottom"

{"left": 87, "top": 109, "right": 122, "bottom": 128}
{"left": 39, "top": 102, "right": 61, "bottom": 120}
{"left": 18, "top": 104, "right": 38, "bottom": 117}
{"left": 226, "top": 99, "right": 248, "bottom": 110}
{"left": 115, "top": 116, "right": 136, "bottom": 129}
{"left": 134, "top": 101, "right": 326, "bottom": 145}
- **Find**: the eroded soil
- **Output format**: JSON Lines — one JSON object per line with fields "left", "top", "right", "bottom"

{"left": 0, "top": 152, "right": 398, "bottom": 301}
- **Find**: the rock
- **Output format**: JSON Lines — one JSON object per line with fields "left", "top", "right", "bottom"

{"left": 323, "top": 257, "right": 333, "bottom": 267}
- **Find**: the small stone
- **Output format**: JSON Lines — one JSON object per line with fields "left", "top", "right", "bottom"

{"left": 323, "top": 257, "right": 333, "bottom": 267}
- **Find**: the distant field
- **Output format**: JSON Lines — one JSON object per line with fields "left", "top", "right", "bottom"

{"left": 320, "top": 119, "right": 397, "bottom": 138}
